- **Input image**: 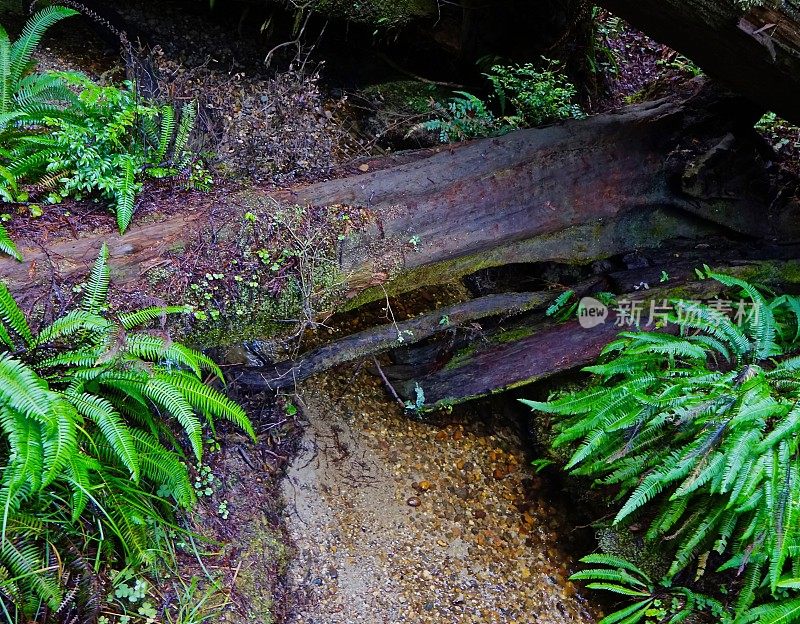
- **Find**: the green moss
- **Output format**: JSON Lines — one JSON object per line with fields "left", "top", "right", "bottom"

{"left": 361, "top": 80, "right": 446, "bottom": 114}
{"left": 312, "top": 0, "right": 436, "bottom": 26}
{"left": 222, "top": 516, "right": 291, "bottom": 624}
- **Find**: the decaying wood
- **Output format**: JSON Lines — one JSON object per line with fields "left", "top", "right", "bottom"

{"left": 232, "top": 290, "right": 559, "bottom": 389}
{"left": 601, "top": 0, "right": 800, "bottom": 125}
{"left": 394, "top": 255, "right": 800, "bottom": 408}
{"left": 0, "top": 80, "right": 795, "bottom": 346}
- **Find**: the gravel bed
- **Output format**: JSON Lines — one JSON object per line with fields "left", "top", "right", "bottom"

{"left": 281, "top": 369, "right": 598, "bottom": 623}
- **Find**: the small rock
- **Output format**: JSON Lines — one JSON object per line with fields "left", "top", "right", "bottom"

{"left": 407, "top": 496, "right": 421, "bottom": 507}
{"left": 358, "top": 163, "right": 370, "bottom": 172}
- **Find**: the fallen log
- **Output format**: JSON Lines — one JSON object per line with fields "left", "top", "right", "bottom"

{"left": 601, "top": 0, "right": 800, "bottom": 125}
{"left": 234, "top": 242, "right": 800, "bottom": 399}
{"left": 232, "top": 290, "right": 562, "bottom": 389}
{"left": 395, "top": 257, "right": 800, "bottom": 407}
{"left": 0, "top": 80, "right": 795, "bottom": 346}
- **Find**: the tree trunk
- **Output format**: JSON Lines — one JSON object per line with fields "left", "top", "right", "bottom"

{"left": 0, "top": 80, "right": 795, "bottom": 346}
{"left": 600, "top": 0, "right": 800, "bottom": 125}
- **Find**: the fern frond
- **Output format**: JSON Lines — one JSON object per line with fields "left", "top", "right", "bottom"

{"left": 67, "top": 392, "right": 139, "bottom": 481}
{"left": 0, "top": 282, "right": 31, "bottom": 345}
{"left": 81, "top": 243, "right": 110, "bottom": 314}
{"left": 115, "top": 155, "right": 136, "bottom": 233}
{"left": 163, "top": 371, "right": 255, "bottom": 440}
{"left": 117, "top": 305, "right": 188, "bottom": 330}
{"left": 9, "top": 6, "right": 79, "bottom": 86}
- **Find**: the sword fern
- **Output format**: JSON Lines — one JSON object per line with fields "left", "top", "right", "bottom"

{"left": 0, "top": 244, "right": 253, "bottom": 619}
{"left": 526, "top": 268, "right": 800, "bottom": 619}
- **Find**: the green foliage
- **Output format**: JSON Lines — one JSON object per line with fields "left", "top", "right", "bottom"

{"left": 411, "top": 90, "right": 506, "bottom": 143}
{"left": 570, "top": 554, "right": 729, "bottom": 623}
{"left": 410, "top": 59, "right": 581, "bottom": 143}
{"left": 0, "top": 6, "right": 211, "bottom": 248}
{"left": 0, "top": 244, "right": 253, "bottom": 620}
{"left": 485, "top": 61, "right": 582, "bottom": 127}
{"left": 756, "top": 112, "right": 800, "bottom": 155}
{"left": 4, "top": 73, "right": 208, "bottom": 233}
{"left": 526, "top": 268, "right": 800, "bottom": 619}
{"left": 0, "top": 5, "right": 80, "bottom": 259}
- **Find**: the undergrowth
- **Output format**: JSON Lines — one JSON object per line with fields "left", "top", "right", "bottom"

{"left": 411, "top": 58, "right": 582, "bottom": 143}
{"left": 0, "top": 244, "right": 253, "bottom": 622}
{"left": 0, "top": 6, "right": 210, "bottom": 257}
{"left": 525, "top": 268, "right": 800, "bottom": 622}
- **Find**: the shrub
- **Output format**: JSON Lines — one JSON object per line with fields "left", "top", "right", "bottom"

{"left": 411, "top": 59, "right": 581, "bottom": 144}
{"left": 485, "top": 61, "right": 582, "bottom": 127}
{"left": 0, "top": 244, "right": 253, "bottom": 620}
{"left": 524, "top": 269, "right": 800, "bottom": 619}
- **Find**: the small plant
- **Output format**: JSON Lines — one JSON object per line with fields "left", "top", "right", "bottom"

{"left": 485, "top": 61, "right": 582, "bottom": 127}
{"left": 4, "top": 73, "right": 207, "bottom": 233}
{"left": 410, "top": 59, "right": 581, "bottom": 144}
{"left": 411, "top": 91, "right": 505, "bottom": 143}
{"left": 756, "top": 112, "right": 800, "bottom": 155}
{"left": 217, "top": 500, "right": 229, "bottom": 520}
{"left": 0, "top": 5, "right": 81, "bottom": 258}
{"left": 404, "top": 382, "right": 426, "bottom": 413}
{"left": 570, "top": 555, "right": 729, "bottom": 623}
{"left": 193, "top": 463, "right": 216, "bottom": 498}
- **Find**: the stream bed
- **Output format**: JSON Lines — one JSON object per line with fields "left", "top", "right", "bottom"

{"left": 279, "top": 368, "right": 597, "bottom": 623}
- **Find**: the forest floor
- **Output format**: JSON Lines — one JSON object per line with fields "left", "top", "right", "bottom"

{"left": 5, "top": 2, "right": 800, "bottom": 622}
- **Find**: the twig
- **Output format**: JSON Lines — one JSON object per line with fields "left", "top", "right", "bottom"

{"left": 372, "top": 356, "right": 406, "bottom": 409}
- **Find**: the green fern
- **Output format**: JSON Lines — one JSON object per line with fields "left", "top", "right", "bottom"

{"left": 526, "top": 269, "right": 800, "bottom": 620}
{"left": 569, "top": 554, "right": 730, "bottom": 624}
{"left": 0, "top": 244, "right": 253, "bottom": 619}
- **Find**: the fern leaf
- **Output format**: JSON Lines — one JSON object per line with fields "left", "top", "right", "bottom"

{"left": 744, "top": 597, "right": 800, "bottom": 624}
{"left": 81, "top": 244, "right": 110, "bottom": 314}
{"left": 34, "top": 309, "right": 110, "bottom": 346}
{"left": 9, "top": 6, "right": 79, "bottom": 86}
{"left": 172, "top": 101, "right": 197, "bottom": 167}
{"left": 0, "top": 282, "right": 31, "bottom": 345}
{"left": 162, "top": 371, "right": 255, "bottom": 440}
{"left": 117, "top": 305, "right": 188, "bottom": 330}
{"left": 141, "top": 378, "right": 203, "bottom": 459}
{"left": 67, "top": 392, "right": 139, "bottom": 481}
{"left": 155, "top": 104, "right": 175, "bottom": 163}
{"left": 116, "top": 156, "right": 136, "bottom": 233}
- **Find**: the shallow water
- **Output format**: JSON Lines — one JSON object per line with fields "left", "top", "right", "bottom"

{"left": 281, "top": 368, "right": 597, "bottom": 623}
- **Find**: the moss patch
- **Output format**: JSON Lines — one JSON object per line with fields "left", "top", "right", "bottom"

{"left": 312, "top": 0, "right": 436, "bottom": 26}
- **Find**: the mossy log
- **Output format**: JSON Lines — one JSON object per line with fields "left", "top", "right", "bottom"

{"left": 392, "top": 254, "right": 800, "bottom": 408}
{"left": 601, "top": 0, "right": 800, "bottom": 125}
{"left": 0, "top": 79, "right": 796, "bottom": 348}
{"left": 233, "top": 248, "right": 800, "bottom": 404}
{"left": 232, "top": 290, "right": 562, "bottom": 390}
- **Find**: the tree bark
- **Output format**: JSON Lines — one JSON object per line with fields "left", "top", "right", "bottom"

{"left": 600, "top": 0, "right": 800, "bottom": 125}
